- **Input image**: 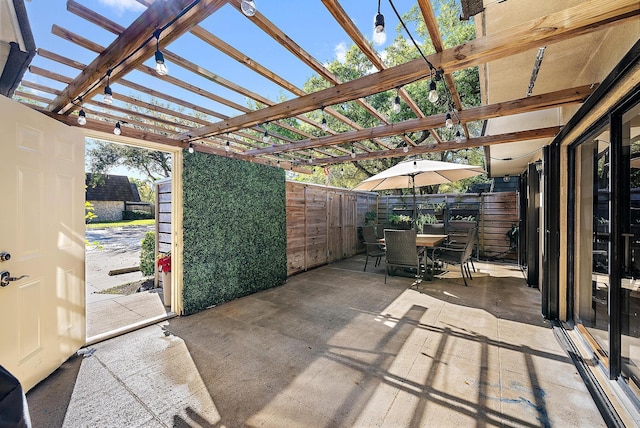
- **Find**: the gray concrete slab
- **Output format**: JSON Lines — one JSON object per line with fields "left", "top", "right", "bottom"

{"left": 86, "top": 291, "right": 168, "bottom": 338}
{"left": 28, "top": 257, "right": 605, "bottom": 427}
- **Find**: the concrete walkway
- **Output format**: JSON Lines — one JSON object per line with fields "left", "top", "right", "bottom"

{"left": 27, "top": 257, "right": 604, "bottom": 427}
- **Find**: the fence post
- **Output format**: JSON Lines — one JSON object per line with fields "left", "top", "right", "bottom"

{"left": 480, "top": 193, "right": 485, "bottom": 258}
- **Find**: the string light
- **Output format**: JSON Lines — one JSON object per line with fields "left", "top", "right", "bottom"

{"left": 263, "top": 128, "right": 270, "bottom": 144}
{"left": 403, "top": 146, "right": 409, "bottom": 153}
{"left": 188, "top": 142, "right": 194, "bottom": 153}
{"left": 392, "top": 92, "right": 401, "bottom": 114}
{"left": 428, "top": 79, "right": 438, "bottom": 103}
{"left": 373, "top": 0, "right": 386, "bottom": 45}
{"left": 71, "top": 1, "right": 201, "bottom": 117}
{"left": 77, "top": 97, "right": 86, "bottom": 125}
{"left": 351, "top": 144, "right": 356, "bottom": 158}
{"left": 445, "top": 112, "right": 454, "bottom": 129}
{"left": 113, "top": 121, "right": 121, "bottom": 135}
{"left": 241, "top": 0, "right": 256, "bottom": 16}
{"left": 154, "top": 29, "right": 168, "bottom": 76}
{"left": 321, "top": 107, "right": 329, "bottom": 132}
{"left": 455, "top": 130, "right": 462, "bottom": 143}
{"left": 103, "top": 69, "right": 113, "bottom": 105}
{"left": 225, "top": 141, "right": 230, "bottom": 152}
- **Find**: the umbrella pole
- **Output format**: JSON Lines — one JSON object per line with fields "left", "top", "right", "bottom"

{"left": 412, "top": 175, "right": 417, "bottom": 230}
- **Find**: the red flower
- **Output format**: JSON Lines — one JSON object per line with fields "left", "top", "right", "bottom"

{"left": 157, "top": 253, "right": 171, "bottom": 272}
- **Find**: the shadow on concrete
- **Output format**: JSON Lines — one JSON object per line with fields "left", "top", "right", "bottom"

{"left": 26, "top": 355, "right": 82, "bottom": 428}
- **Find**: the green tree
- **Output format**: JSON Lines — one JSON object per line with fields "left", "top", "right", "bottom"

{"left": 130, "top": 177, "right": 155, "bottom": 203}
{"left": 293, "top": 0, "right": 488, "bottom": 192}
{"left": 86, "top": 139, "right": 171, "bottom": 182}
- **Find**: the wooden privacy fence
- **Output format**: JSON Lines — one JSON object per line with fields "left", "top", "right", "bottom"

{"left": 377, "top": 192, "right": 518, "bottom": 260}
{"left": 286, "top": 181, "right": 377, "bottom": 275}
{"left": 286, "top": 183, "right": 519, "bottom": 274}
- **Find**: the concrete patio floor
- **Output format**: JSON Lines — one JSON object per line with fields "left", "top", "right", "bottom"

{"left": 27, "top": 256, "right": 605, "bottom": 427}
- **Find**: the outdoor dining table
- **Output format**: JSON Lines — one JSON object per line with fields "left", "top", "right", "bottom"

{"left": 379, "top": 233, "right": 448, "bottom": 280}
{"left": 417, "top": 234, "right": 448, "bottom": 280}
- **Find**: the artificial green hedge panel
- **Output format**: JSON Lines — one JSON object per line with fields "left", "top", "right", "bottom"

{"left": 182, "top": 153, "right": 287, "bottom": 315}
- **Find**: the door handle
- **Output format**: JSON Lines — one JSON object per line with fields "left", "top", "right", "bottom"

{"left": 0, "top": 271, "right": 29, "bottom": 287}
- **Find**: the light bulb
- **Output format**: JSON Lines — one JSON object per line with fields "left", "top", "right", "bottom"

{"left": 77, "top": 109, "right": 86, "bottom": 125}
{"left": 428, "top": 81, "right": 438, "bottom": 103}
{"left": 413, "top": 161, "right": 417, "bottom": 169}
{"left": 263, "top": 130, "right": 270, "bottom": 144}
{"left": 445, "top": 112, "right": 453, "bottom": 129}
{"left": 392, "top": 95, "right": 401, "bottom": 113}
{"left": 188, "top": 143, "right": 194, "bottom": 154}
{"left": 241, "top": 0, "right": 256, "bottom": 16}
{"left": 351, "top": 151, "right": 356, "bottom": 159}
{"left": 321, "top": 117, "right": 329, "bottom": 132}
{"left": 403, "top": 146, "right": 409, "bottom": 153}
{"left": 455, "top": 130, "right": 462, "bottom": 143}
{"left": 103, "top": 86, "right": 113, "bottom": 105}
{"left": 308, "top": 157, "right": 313, "bottom": 164}
{"left": 155, "top": 50, "right": 168, "bottom": 76}
{"left": 373, "top": 13, "right": 386, "bottom": 45}
{"left": 225, "top": 141, "right": 230, "bottom": 152}
{"left": 113, "top": 122, "right": 121, "bottom": 135}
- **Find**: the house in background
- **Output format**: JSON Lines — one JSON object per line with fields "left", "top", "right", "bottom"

{"left": 85, "top": 173, "right": 153, "bottom": 222}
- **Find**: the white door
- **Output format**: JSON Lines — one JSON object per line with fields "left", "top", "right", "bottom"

{"left": 0, "top": 95, "right": 86, "bottom": 392}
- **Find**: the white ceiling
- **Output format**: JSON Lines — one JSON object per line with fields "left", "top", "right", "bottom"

{"left": 478, "top": 0, "right": 640, "bottom": 177}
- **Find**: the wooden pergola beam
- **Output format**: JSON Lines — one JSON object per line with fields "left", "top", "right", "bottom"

{"left": 65, "top": 1, "right": 361, "bottom": 152}
{"left": 31, "top": 105, "right": 313, "bottom": 173}
{"left": 226, "top": 0, "right": 401, "bottom": 150}
{"left": 310, "top": 126, "right": 563, "bottom": 165}
{"left": 244, "top": 85, "right": 595, "bottom": 155}
{"left": 49, "top": 0, "right": 227, "bottom": 115}
{"left": 416, "top": 0, "right": 470, "bottom": 138}
{"left": 321, "top": 0, "right": 435, "bottom": 143}
{"left": 178, "top": 0, "right": 637, "bottom": 140}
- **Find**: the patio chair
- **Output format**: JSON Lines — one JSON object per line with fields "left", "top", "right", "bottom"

{"left": 362, "top": 225, "right": 385, "bottom": 271}
{"left": 440, "top": 226, "right": 478, "bottom": 273}
{"left": 383, "top": 229, "right": 424, "bottom": 284}
{"left": 434, "top": 227, "right": 477, "bottom": 286}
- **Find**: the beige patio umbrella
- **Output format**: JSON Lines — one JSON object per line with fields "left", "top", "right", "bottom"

{"left": 353, "top": 159, "right": 486, "bottom": 224}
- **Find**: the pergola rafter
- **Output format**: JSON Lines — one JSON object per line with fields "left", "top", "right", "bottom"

{"left": 13, "top": 0, "right": 638, "bottom": 173}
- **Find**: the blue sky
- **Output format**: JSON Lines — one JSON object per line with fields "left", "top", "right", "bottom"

{"left": 23, "top": 0, "right": 419, "bottom": 114}
{"left": 22, "top": 0, "right": 422, "bottom": 179}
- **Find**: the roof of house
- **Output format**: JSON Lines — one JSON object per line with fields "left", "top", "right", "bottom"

{"left": 0, "top": 0, "right": 35, "bottom": 97}
{"left": 85, "top": 174, "right": 140, "bottom": 202}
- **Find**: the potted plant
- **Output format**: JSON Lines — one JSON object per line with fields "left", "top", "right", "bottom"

{"left": 416, "top": 213, "right": 440, "bottom": 233}
{"left": 364, "top": 211, "right": 377, "bottom": 225}
{"left": 388, "top": 214, "right": 412, "bottom": 229}
{"left": 157, "top": 252, "right": 171, "bottom": 306}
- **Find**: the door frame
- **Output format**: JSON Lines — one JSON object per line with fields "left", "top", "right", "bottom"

{"left": 83, "top": 129, "right": 184, "bottom": 315}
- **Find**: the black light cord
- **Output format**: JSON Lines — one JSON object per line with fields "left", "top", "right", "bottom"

{"left": 387, "top": 0, "right": 436, "bottom": 75}
{"left": 72, "top": 0, "right": 202, "bottom": 105}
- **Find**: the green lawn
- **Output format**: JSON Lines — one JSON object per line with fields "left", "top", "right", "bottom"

{"left": 86, "top": 219, "right": 155, "bottom": 229}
